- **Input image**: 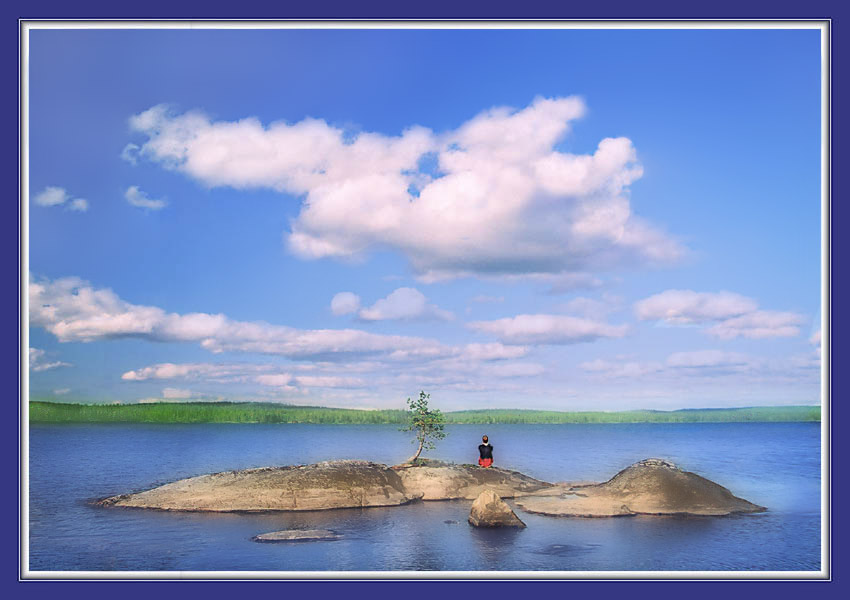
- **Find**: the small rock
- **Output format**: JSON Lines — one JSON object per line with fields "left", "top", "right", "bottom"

{"left": 252, "top": 529, "right": 340, "bottom": 542}
{"left": 468, "top": 489, "right": 526, "bottom": 528}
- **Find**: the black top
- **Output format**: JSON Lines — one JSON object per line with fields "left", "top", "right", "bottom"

{"left": 478, "top": 443, "right": 493, "bottom": 460}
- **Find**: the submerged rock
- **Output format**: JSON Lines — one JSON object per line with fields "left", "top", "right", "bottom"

{"left": 515, "top": 458, "right": 767, "bottom": 517}
{"left": 468, "top": 489, "right": 526, "bottom": 528}
{"left": 253, "top": 529, "right": 340, "bottom": 542}
{"left": 97, "top": 460, "right": 416, "bottom": 512}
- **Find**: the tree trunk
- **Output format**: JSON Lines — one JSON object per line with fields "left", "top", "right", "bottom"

{"left": 407, "top": 438, "right": 425, "bottom": 463}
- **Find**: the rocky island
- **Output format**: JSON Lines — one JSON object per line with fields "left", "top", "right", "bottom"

{"left": 96, "top": 457, "right": 765, "bottom": 518}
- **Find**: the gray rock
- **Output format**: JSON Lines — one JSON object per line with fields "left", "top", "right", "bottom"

{"left": 515, "top": 459, "right": 767, "bottom": 517}
{"left": 98, "top": 460, "right": 417, "bottom": 512}
{"left": 253, "top": 529, "right": 340, "bottom": 542}
{"left": 395, "top": 460, "right": 555, "bottom": 501}
{"left": 97, "top": 457, "right": 764, "bottom": 519}
{"left": 468, "top": 489, "right": 527, "bottom": 528}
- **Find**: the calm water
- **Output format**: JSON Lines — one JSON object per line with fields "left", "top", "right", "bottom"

{"left": 28, "top": 422, "right": 821, "bottom": 572}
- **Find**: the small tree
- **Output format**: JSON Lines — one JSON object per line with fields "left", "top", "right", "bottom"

{"left": 401, "top": 391, "right": 447, "bottom": 463}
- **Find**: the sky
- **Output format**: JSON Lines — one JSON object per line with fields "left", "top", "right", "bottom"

{"left": 26, "top": 26, "right": 823, "bottom": 411}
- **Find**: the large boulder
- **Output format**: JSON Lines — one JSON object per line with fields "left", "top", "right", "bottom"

{"left": 468, "top": 489, "right": 526, "bottom": 527}
{"left": 97, "top": 460, "right": 417, "bottom": 512}
{"left": 515, "top": 458, "right": 766, "bottom": 517}
{"left": 394, "top": 460, "right": 556, "bottom": 500}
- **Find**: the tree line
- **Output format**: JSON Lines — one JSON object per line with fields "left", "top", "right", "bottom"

{"left": 29, "top": 400, "right": 820, "bottom": 424}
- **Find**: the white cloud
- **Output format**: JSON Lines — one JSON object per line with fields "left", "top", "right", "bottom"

{"left": 53, "top": 388, "right": 71, "bottom": 395}
{"left": 579, "top": 358, "right": 663, "bottom": 378}
{"left": 358, "top": 287, "right": 453, "bottom": 321}
{"left": 34, "top": 186, "right": 70, "bottom": 206}
{"left": 33, "top": 186, "right": 89, "bottom": 212}
{"left": 68, "top": 198, "right": 89, "bottom": 212}
{"left": 122, "top": 363, "right": 275, "bottom": 381}
{"left": 635, "top": 290, "right": 758, "bottom": 324}
{"left": 705, "top": 311, "right": 805, "bottom": 340}
{"left": 665, "top": 350, "right": 751, "bottom": 369}
{"left": 460, "top": 343, "right": 528, "bottom": 361}
{"left": 32, "top": 275, "right": 520, "bottom": 364}
{"left": 330, "top": 292, "right": 361, "bottom": 316}
{"left": 129, "top": 97, "right": 684, "bottom": 281}
{"left": 468, "top": 314, "right": 628, "bottom": 345}
{"left": 125, "top": 185, "right": 167, "bottom": 210}
{"left": 579, "top": 349, "right": 818, "bottom": 383}
{"left": 255, "top": 373, "right": 294, "bottom": 387}
{"left": 635, "top": 289, "right": 804, "bottom": 339}
{"left": 579, "top": 351, "right": 751, "bottom": 379}
{"left": 121, "top": 142, "right": 140, "bottom": 165}
{"left": 29, "top": 347, "right": 72, "bottom": 372}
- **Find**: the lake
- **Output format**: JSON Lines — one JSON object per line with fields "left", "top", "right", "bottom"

{"left": 27, "top": 422, "right": 822, "bottom": 573}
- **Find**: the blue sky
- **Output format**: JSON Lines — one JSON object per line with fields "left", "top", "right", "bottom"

{"left": 27, "top": 26, "right": 822, "bottom": 410}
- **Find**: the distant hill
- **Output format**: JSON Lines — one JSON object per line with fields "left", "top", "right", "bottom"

{"left": 28, "top": 400, "right": 821, "bottom": 424}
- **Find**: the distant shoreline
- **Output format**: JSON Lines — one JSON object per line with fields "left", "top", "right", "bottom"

{"left": 28, "top": 401, "right": 821, "bottom": 425}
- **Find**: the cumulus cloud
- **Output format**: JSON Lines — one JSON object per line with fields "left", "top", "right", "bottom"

{"left": 29, "top": 347, "right": 72, "bottom": 372}
{"left": 705, "top": 311, "right": 805, "bottom": 340}
{"left": 33, "top": 186, "right": 89, "bottom": 212}
{"left": 68, "top": 198, "right": 89, "bottom": 212}
{"left": 128, "top": 97, "right": 684, "bottom": 281}
{"left": 358, "top": 287, "right": 453, "bottom": 321}
{"left": 34, "top": 187, "right": 70, "bottom": 207}
{"left": 125, "top": 185, "right": 167, "bottom": 210}
{"left": 634, "top": 290, "right": 758, "bottom": 324}
{"left": 33, "top": 275, "right": 523, "bottom": 365}
{"left": 331, "top": 292, "right": 361, "bottom": 316}
{"left": 123, "top": 357, "right": 544, "bottom": 398}
{"left": 468, "top": 314, "right": 628, "bottom": 345}
{"left": 122, "top": 362, "right": 274, "bottom": 381}
{"left": 635, "top": 289, "right": 804, "bottom": 339}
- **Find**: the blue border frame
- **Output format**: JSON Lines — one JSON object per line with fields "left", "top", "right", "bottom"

{"left": 6, "top": 0, "right": 846, "bottom": 596}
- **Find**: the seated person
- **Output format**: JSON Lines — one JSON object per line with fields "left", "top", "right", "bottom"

{"left": 478, "top": 435, "right": 493, "bottom": 468}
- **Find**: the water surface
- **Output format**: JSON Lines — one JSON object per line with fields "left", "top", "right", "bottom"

{"left": 28, "top": 422, "right": 821, "bottom": 572}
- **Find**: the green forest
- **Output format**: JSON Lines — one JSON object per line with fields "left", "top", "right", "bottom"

{"left": 28, "top": 400, "right": 821, "bottom": 424}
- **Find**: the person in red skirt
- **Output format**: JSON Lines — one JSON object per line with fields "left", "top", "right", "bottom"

{"left": 478, "top": 435, "right": 493, "bottom": 468}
